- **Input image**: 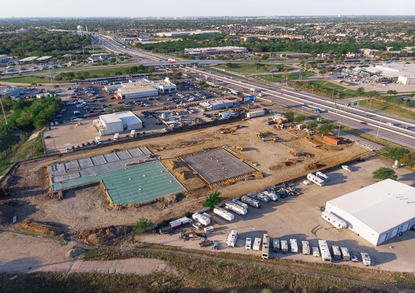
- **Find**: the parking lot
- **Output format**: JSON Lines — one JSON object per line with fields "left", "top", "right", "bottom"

{"left": 143, "top": 158, "right": 415, "bottom": 272}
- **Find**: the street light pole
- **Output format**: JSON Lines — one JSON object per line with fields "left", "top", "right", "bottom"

{"left": 0, "top": 97, "right": 8, "bottom": 125}
{"left": 376, "top": 117, "right": 383, "bottom": 139}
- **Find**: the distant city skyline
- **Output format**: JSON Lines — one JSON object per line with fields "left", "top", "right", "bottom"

{"left": 1, "top": 0, "right": 414, "bottom": 18}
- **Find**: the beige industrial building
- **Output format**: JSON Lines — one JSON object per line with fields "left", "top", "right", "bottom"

{"left": 325, "top": 179, "right": 415, "bottom": 246}
{"left": 116, "top": 78, "right": 176, "bottom": 99}
{"left": 364, "top": 61, "right": 415, "bottom": 85}
{"left": 93, "top": 111, "right": 143, "bottom": 135}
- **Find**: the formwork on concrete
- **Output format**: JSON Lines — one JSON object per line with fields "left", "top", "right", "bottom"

{"left": 181, "top": 148, "right": 256, "bottom": 184}
{"left": 52, "top": 161, "right": 185, "bottom": 205}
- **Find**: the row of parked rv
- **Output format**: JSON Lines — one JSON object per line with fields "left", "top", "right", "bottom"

{"left": 305, "top": 171, "right": 330, "bottom": 187}
{"left": 226, "top": 231, "right": 371, "bottom": 265}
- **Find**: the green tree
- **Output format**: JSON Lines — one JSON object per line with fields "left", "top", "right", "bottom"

{"left": 372, "top": 167, "right": 398, "bottom": 181}
{"left": 125, "top": 68, "right": 130, "bottom": 74}
{"left": 203, "top": 190, "right": 221, "bottom": 210}
{"left": 356, "top": 87, "right": 365, "bottom": 96}
{"left": 130, "top": 66, "right": 138, "bottom": 73}
{"left": 110, "top": 57, "right": 116, "bottom": 63}
{"left": 177, "top": 84, "right": 183, "bottom": 90}
{"left": 318, "top": 123, "right": 334, "bottom": 135}
{"left": 261, "top": 54, "right": 269, "bottom": 60}
{"left": 293, "top": 115, "right": 305, "bottom": 123}
{"left": 133, "top": 218, "right": 152, "bottom": 235}
{"left": 382, "top": 147, "right": 409, "bottom": 161}
{"left": 402, "top": 152, "right": 415, "bottom": 166}
{"left": 284, "top": 111, "right": 294, "bottom": 121}
{"left": 399, "top": 50, "right": 408, "bottom": 57}
{"left": 307, "top": 122, "right": 317, "bottom": 129}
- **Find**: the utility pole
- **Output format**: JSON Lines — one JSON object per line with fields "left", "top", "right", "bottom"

{"left": 0, "top": 97, "right": 8, "bottom": 125}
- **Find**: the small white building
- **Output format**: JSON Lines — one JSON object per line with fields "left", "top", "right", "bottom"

{"left": 200, "top": 99, "right": 237, "bottom": 111}
{"left": 0, "top": 55, "right": 8, "bottom": 63}
{"left": 325, "top": 179, "right": 415, "bottom": 246}
{"left": 93, "top": 111, "right": 142, "bottom": 135}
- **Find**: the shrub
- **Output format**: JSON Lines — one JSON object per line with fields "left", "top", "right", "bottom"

{"left": 203, "top": 191, "right": 221, "bottom": 210}
{"left": 133, "top": 218, "right": 152, "bottom": 234}
{"left": 372, "top": 167, "right": 398, "bottom": 181}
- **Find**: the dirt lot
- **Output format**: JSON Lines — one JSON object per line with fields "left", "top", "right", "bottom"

{"left": 1, "top": 116, "right": 369, "bottom": 238}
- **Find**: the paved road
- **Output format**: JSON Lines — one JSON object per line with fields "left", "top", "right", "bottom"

{"left": 184, "top": 67, "right": 415, "bottom": 149}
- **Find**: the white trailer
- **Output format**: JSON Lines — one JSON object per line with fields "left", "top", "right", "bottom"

{"left": 312, "top": 247, "right": 320, "bottom": 257}
{"left": 201, "top": 213, "right": 212, "bottom": 221}
{"left": 253, "top": 237, "right": 262, "bottom": 251}
{"left": 261, "top": 234, "right": 270, "bottom": 259}
{"left": 307, "top": 173, "right": 325, "bottom": 187}
{"left": 192, "top": 213, "right": 211, "bottom": 226}
{"left": 342, "top": 165, "right": 351, "bottom": 172}
{"left": 231, "top": 198, "right": 249, "bottom": 210}
{"left": 332, "top": 245, "right": 341, "bottom": 260}
{"left": 256, "top": 193, "right": 270, "bottom": 203}
{"left": 225, "top": 202, "right": 247, "bottom": 215}
{"left": 114, "top": 133, "right": 120, "bottom": 141}
{"left": 316, "top": 171, "right": 329, "bottom": 182}
{"left": 302, "top": 241, "right": 310, "bottom": 255}
{"left": 130, "top": 130, "right": 136, "bottom": 137}
{"left": 246, "top": 109, "right": 266, "bottom": 119}
{"left": 361, "top": 253, "right": 371, "bottom": 266}
{"left": 241, "top": 196, "right": 261, "bottom": 208}
{"left": 213, "top": 207, "right": 234, "bottom": 221}
{"left": 95, "top": 136, "right": 102, "bottom": 144}
{"left": 318, "top": 240, "right": 332, "bottom": 263}
{"left": 290, "top": 239, "right": 298, "bottom": 253}
{"left": 281, "top": 240, "right": 289, "bottom": 253}
{"left": 321, "top": 211, "right": 348, "bottom": 229}
{"left": 341, "top": 247, "right": 350, "bottom": 261}
{"left": 263, "top": 190, "right": 278, "bottom": 201}
{"left": 169, "top": 217, "right": 191, "bottom": 229}
{"left": 272, "top": 239, "right": 280, "bottom": 252}
{"left": 226, "top": 230, "right": 238, "bottom": 247}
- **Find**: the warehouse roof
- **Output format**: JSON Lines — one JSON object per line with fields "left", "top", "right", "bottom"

{"left": 100, "top": 113, "right": 122, "bottom": 124}
{"left": 327, "top": 179, "right": 415, "bottom": 234}
{"left": 116, "top": 111, "right": 142, "bottom": 125}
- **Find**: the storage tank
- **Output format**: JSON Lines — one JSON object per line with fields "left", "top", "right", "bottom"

{"left": 225, "top": 202, "right": 247, "bottom": 215}
{"left": 213, "top": 207, "right": 234, "bottom": 221}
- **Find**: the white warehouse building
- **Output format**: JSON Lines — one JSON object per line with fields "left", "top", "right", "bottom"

{"left": 325, "top": 179, "right": 415, "bottom": 246}
{"left": 93, "top": 111, "right": 143, "bottom": 135}
{"left": 116, "top": 78, "right": 176, "bottom": 99}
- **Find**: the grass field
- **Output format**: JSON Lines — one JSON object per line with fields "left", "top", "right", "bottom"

{"left": 219, "top": 63, "right": 293, "bottom": 74}
{"left": 0, "top": 75, "right": 51, "bottom": 84}
{"left": 292, "top": 80, "right": 359, "bottom": 99}
{"left": 206, "top": 66, "right": 250, "bottom": 81}
{"left": 254, "top": 71, "right": 315, "bottom": 82}
{"left": 359, "top": 99, "right": 415, "bottom": 120}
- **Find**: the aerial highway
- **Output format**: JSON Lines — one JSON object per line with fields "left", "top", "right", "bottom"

{"left": 91, "top": 33, "right": 225, "bottom": 67}
{"left": 184, "top": 66, "right": 415, "bottom": 149}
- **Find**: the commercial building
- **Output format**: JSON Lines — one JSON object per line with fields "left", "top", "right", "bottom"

{"left": 93, "top": 111, "right": 142, "bottom": 135}
{"left": 19, "top": 56, "right": 38, "bottom": 63}
{"left": 0, "top": 86, "right": 24, "bottom": 98}
{"left": 37, "top": 56, "right": 52, "bottom": 62}
{"left": 358, "top": 48, "right": 380, "bottom": 58}
{"left": 325, "top": 179, "right": 415, "bottom": 246}
{"left": 184, "top": 46, "right": 248, "bottom": 55}
{"left": 364, "top": 61, "right": 415, "bottom": 85}
{"left": 200, "top": 99, "right": 237, "bottom": 111}
{"left": 116, "top": 78, "right": 176, "bottom": 99}
{"left": 155, "top": 30, "right": 220, "bottom": 37}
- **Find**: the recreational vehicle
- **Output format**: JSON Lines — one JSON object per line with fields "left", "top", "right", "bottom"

{"left": 341, "top": 247, "right": 350, "bottom": 261}
{"left": 318, "top": 240, "right": 332, "bottom": 263}
{"left": 226, "top": 230, "right": 238, "bottom": 247}
{"left": 253, "top": 237, "right": 262, "bottom": 251}
{"left": 192, "top": 213, "right": 211, "bottom": 226}
{"left": 272, "top": 239, "right": 280, "bottom": 253}
{"left": 307, "top": 173, "right": 325, "bottom": 187}
{"left": 261, "top": 234, "right": 270, "bottom": 259}
{"left": 241, "top": 196, "right": 261, "bottom": 208}
{"left": 332, "top": 245, "right": 342, "bottom": 260}
{"left": 256, "top": 193, "right": 270, "bottom": 202}
{"left": 231, "top": 198, "right": 249, "bottom": 210}
{"left": 321, "top": 211, "right": 348, "bottom": 229}
{"left": 302, "top": 241, "right": 310, "bottom": 255}
{"left": 225, "top": 202, "right": 247, "bottom": 215}
{"left": 290, "top": 239, "right": 298, "bottom": 253}
{"left": 213, "top": 208, "right": 234, "bottom": 221}
{"left": 281, "top": 240, "right": 289, "bottom": 253}
{"left": 263, "top": 190, "right": 278, "bottom": 201}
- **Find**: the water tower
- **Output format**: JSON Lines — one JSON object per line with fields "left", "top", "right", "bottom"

{"left": 77, "top": 25, "right": 84, "bottom": 37}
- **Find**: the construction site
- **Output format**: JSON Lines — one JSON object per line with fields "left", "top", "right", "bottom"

{"left": 0, "top": 116, "right": 371, "bottom": 242}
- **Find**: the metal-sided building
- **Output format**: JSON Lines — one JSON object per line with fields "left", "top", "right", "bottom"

{"left": 325, "top": 179, "right": 415, "bottom": 246}
{"left": 200, "top": 99, "right": 237, "bottom": 111}
{"left": 93, "top": 111, "right": 142, "bottom": 135}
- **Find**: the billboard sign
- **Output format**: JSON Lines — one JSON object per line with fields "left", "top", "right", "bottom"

{"left": 244, "top": 95, "right": 256, "bottom": 103}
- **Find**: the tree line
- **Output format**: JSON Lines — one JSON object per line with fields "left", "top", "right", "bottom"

{"left": 0, "top": 96, "right": 62, "bottom": 135}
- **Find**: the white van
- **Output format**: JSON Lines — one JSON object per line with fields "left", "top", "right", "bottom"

{"left": 95, "top": 136, "right": 101, "bottom": 144}
{"left": 114, "top": 133, "right": 120, "bottom": 141}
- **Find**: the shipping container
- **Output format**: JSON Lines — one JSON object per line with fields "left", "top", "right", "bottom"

{"left": 322, "top": 135, "right": 340, "bottom": 145}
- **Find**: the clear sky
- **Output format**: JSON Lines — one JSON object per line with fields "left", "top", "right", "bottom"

{"left": 1, "top": 0, "right": 414, "bottom": 18}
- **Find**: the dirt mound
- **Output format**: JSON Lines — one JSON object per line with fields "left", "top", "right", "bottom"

{"left": 320, "top": 145, "right": 343, "bottom": 152}
{"left": 17, "top": 220, "right": 64, "bottom": 237}
{"left": 269, "top": 164, "right": 283, "bottom": 171}
{"left": 304, "top": 162, "right": 326, "bottom": 171}
{"left": 164, "top": 160, "right": 180, "bottom": 170}
{"left": 173, "top": 170, "right": 194, "bottom": 180}
{"left": 79, "top": 225, "right": 132, "bottom": 245}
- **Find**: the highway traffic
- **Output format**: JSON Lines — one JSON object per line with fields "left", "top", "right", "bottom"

{"left": 184, "top": 66, "right": 415, "bottom": 149}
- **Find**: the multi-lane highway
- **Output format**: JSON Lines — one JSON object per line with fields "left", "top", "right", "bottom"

{"left": 92, "top": 34, "right": 224, "bottom": 67}
{"left": 183, "top": 66, "right": 415, "bottom": 149}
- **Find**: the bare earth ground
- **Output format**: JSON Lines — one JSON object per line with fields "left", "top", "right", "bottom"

{"left": 1, "top": 116, "right": 369, "bottom": 236}
{"left": 0, "top": 231, "right": 177, "bottom": 276}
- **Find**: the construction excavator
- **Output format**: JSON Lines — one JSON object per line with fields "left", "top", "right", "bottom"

{"left": 220, "top": 125, "right": 239, "bottom": 134}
